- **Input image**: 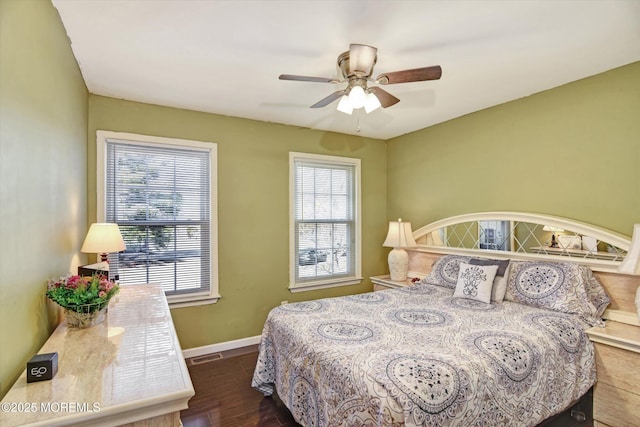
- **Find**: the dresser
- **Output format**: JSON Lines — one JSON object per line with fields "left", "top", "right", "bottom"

{"left": 586, "top": 320, "right": 640, "bottom": 427}
{"left": 0, "top": 284, "right": 194, "bottom": 426}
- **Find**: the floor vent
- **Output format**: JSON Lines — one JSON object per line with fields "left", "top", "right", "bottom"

{"left": 189, "top": 352, "right": 223, "bottom": 365}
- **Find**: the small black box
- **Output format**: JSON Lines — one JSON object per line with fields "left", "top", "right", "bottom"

{"left": 27, "top": 352, "right": 58, "bottom": 383}
{"left": 78, "top": 264, "right": 118, "bottom": 281}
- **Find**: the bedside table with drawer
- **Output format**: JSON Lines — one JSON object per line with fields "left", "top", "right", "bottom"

{"left": 586, "top": 320, "right": 640, "bottom": 427}
{"left": 370, "top": 275, "right": 418, "bottom": 291}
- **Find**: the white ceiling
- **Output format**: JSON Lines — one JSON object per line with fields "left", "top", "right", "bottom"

{"left": 52, "top": 0, "right": 640, "bottom": 140}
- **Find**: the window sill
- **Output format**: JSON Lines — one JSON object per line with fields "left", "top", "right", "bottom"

{"left": 167, "top": 293, "right": 221, "bottom": 308}
{"left": 289, "top": 277, "right": 363, "bottom": 293}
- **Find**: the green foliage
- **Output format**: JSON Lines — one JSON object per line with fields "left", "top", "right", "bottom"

{"left": 46, "top": 274, "right": 119, "bottom": 313}
{"left": 116, "top": 152, "right": 184, "bottom": 253}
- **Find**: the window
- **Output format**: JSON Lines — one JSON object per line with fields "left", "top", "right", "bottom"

{"left": 289, "top": 152, "right": 361, "bottom": 291}
{"left": 97, "top": 131, "right": 219, "bottom": 307}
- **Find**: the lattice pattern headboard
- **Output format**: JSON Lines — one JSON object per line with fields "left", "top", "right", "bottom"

{"left": 405, "top": 212, "right": 639, "bottom": 326}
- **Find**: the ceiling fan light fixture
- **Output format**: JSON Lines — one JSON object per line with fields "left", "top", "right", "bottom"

{"left": 337, "top": 95, "right": 353, "bottom": 115}
{"left": 349, "top": 85, "right": 366, "bottom": 109}
{"left": 280, "top": 43, "right": 442, "bottom": 113}
{"left": 364, "top": 92, "right": 381, "bottom": 113}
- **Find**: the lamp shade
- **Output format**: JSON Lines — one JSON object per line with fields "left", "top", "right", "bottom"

{"left": 383, "top": 219, "right": 417, "bottom": 248}
{"left": 364, "top": 92, "right": 381, "bottom": 113}
{"left": 337, "top": 95, "right": 353, "bottom": 115}
{"left": 542, "top": 225, "right": 565, "bottom": 232}
{"left": 81, "top": 223, "right": 126, "bottom": 254}
{"left": 618, "top": 224, "right": 640, "bottom": 275}
{"left": 349, "top": 85, "right": 366, "bottom": 109}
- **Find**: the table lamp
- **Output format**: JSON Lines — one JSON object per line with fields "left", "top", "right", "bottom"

{"left": 383, "top": 219, "right": 417, "bottom": 281}
{"left": 543, "top": 225, "right": 564, "bottom": 248}
{"left": 81, "top": 223, "right": 126, "bottom": 263}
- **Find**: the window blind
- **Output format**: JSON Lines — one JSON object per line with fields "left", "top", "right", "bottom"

{"left": 105, "top": 139, "right": 211, "bottom": 296}
{"left": 293, "top": 158, "right": 356, "bottom": 284}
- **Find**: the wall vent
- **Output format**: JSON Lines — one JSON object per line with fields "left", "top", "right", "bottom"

{"left": 189, "top": 352, "right": 223, "bottom": 366}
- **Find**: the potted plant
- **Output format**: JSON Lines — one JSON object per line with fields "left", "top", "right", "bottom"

{"left": 46, "top": 274, "right": 119, "bottom": 328}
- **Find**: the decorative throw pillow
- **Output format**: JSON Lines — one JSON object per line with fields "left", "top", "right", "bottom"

{"left": 419, "top": 255, "right": 470, "bottom": 289}
{"left": 490, "top": 263, "right": 511, "bottom": 303}
{"left": 468, "top": 258, "right": 511, "bottom": 302}
{"left": 505, "top": 261, "right": 608, "bottom": 326}
{"left": 453, "top": 262, "right": 498, "bottom": 304}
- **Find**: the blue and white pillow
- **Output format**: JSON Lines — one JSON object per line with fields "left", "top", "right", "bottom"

{"left": 420, "top": 255, "right": 471, "bottom": 289}
{"left": 505, "top": 261, "right": 610, "bottom": 326}
{"left": 453, "top": 262, "right": 499, "bottom": 304}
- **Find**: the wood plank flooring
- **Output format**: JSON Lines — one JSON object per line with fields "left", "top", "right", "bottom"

{"left": 181, "top": 346, "right": 299, "bottom": 427}
{"left": 180, "top": 346, "right": 593, "bottom": 427}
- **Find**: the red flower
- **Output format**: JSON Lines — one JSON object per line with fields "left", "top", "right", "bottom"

{"left": 66, "top": 275, "right": 83, "bottom": 289}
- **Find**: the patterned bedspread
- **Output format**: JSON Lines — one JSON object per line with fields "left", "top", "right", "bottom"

{"left": 251, "top": 284, "right": 596, "bottom": 426}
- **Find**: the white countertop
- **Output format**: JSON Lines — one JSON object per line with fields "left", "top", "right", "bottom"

{"left": 0, "top": 284, "right": 194, "bottom": 426}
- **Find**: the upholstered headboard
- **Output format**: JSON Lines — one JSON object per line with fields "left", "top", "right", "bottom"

{"left": 405, "top": 212, "right": 640, "bottom": 326}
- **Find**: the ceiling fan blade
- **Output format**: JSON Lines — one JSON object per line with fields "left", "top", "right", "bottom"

{"left": 376, "top": 65, "right": 442, "bottom": 84}
{"left": 279, "top": 74, "right": 338, "bottom": 83}
{"left": 368, "top": 87, "right": 400, "bottom": 108}
{"left": 310, "top": 90, "right": 348, "bottom": 108}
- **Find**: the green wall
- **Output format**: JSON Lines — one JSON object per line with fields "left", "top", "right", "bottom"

{"left": 87, "top": 95, "right": 389, "bottom": 349}
{"left": 0, "top": 0, "right": 88, "bottom": 398}
{"left": 387, "top": 62, "right": 640, "bottom": 237}
{"left": 2, "top": 0, "right": 638, "bottom": 402}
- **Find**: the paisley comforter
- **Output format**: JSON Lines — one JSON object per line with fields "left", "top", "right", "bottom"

{"left": 251, "top": 284, "right": 595, "bottom": 426}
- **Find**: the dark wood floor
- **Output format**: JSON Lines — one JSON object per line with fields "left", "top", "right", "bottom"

{"left": 180, "top": 347, "right": 593, "bottom": 427}
{"left": 181, "top": 346, "right": 299, "bottom": 427}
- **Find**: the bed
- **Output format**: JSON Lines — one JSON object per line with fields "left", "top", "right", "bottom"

{"left": 252, "top": 213, "right": 634, "bottom": 426}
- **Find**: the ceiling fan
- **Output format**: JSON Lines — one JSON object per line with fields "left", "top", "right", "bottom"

{"left": 279, "top": 43, "right": 442, "bottom": 114}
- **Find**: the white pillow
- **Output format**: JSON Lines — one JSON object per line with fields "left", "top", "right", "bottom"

{"left": 453, "top": 262, "right": 499, "bottom": 304}
{"left": 491, "top": 262, "right": 511, "bottom": 302}
{"left": 467, "top": 258, "right": 511, "bottom": 302}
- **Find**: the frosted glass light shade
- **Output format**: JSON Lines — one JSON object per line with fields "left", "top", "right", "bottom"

{"left": 364, "top": 92, "right": 381, "bottom": 113}
{"left": 81, "top": 223, "right": 126, "bottom": 254}
{"left": 337, "top": 95, "right": 353, "bottom": 114}
{"left": 349, "top": 86, "right": 366, "bottom": 109}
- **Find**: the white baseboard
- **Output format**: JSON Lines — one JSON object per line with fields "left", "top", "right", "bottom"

{"left": 182, "top": 335, "right": 262, "bottom": 359}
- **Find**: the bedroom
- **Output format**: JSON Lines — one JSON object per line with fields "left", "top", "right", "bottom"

{"left": 1, "top": 0, "right": 639, "bottom": 425}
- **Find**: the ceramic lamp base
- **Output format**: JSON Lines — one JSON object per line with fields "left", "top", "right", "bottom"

{"left": 388, "top": 247, "right": 409, "bottom": 281}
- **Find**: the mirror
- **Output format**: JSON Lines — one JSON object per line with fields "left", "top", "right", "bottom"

{"left": 417, "top": 219, "right": 628, "bottom": 262}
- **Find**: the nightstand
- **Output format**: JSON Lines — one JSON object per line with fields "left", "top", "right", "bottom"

{"left": 370, "top": 275, "right": 417, "bottom": 291}
{"left": 586, "top": 321, "right": 640, "bottom": 427}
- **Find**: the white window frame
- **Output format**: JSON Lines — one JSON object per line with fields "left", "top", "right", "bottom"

{"left": 289, "top": 152, "right": 362, "bottom": 292}
{"left": 96, "top": 130, "right": 219, "bottom": 308}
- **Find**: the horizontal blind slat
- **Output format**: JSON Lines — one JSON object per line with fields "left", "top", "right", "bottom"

{"left": 106, "top": 139, "right": 211, "bottom": 296}
{"left": 293, "top": 158, "right": 356, "bottom": 284}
